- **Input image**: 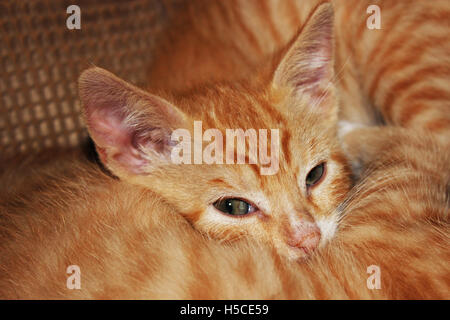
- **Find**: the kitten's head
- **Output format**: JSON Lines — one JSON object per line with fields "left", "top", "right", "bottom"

{"left": 79, "top": 4, "right": 350, "bottom": 260}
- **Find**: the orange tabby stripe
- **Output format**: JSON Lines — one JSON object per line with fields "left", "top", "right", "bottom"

{"left": 255, "top": 0, "right": 282, "bottom": 47}
{"left": 379, "top": 66, "right": 450, "bottom": 121}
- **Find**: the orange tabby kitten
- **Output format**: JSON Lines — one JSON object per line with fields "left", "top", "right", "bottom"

{"left": 78, "top": 4, "right": 351, "bottom": 260}
{"left": 0, "top": 1, "right": 448, "bottom": 299}
{"left": 0, "top": 127, "right": 448, "bottom": 299}
{"left": 150, "top": 0, "right": 450, "bottom": 143}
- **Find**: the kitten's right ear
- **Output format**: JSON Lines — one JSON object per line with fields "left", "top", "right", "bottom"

{"left": 273, "top": 3, "right": 335, "bottom": 110}
{"left": 79, "top": 67, "right": 189, "bottom": 178}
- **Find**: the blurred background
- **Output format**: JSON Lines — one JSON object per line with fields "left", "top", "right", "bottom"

{"left": 0, "top": 0, "right": 176, "bottom": 162}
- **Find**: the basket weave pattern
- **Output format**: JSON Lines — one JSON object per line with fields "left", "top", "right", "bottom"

{"left": 0, "top": 0, "right": 166, "bottom": 162}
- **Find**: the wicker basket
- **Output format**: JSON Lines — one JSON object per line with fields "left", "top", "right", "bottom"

{"left": 0, "top": 0, "right": 169, "bottom": 162}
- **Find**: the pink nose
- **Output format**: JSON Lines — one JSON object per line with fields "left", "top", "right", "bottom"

{"left": 287, "top": 222, "right": 321, "bottom": 254}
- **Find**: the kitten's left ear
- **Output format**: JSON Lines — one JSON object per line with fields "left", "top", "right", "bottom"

{"left": 273, "top": 3, "right": 335, "bottom": 105}
{"left": 79, "top": 67, "right": 189, "bottom": 179}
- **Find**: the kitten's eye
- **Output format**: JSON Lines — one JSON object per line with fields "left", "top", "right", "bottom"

{"left": 213, "top": 198, "right": 257, "bottom": 216}
{"left": 306, "top": 163, "right": 326, "bottom": 188}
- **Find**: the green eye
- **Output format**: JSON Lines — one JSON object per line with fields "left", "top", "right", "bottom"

{"left": 306, "top": 163, "right": 326, "bottom": 188}
{"left": 213, "top": 198, "right": 257, "bottom": 216}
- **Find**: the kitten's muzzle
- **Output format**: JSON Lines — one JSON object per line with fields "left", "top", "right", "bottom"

{"left": 286, "top": 222, "right": 321, "bottom": 255}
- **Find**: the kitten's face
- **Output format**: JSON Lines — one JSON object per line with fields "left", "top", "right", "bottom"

{"left": 150, "top": 85, "right": 350, "bottom": 260}
{"left": 79, "top": 4, "right": 348, "bottom": 259}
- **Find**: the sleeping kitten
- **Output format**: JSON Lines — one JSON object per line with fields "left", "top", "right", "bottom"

{"left": 0, "top": 2, "right": 448, "bottom": 299}
{"left": 0, "top": 127, "right": 447, "bottom": 299}
{"left": 79, "top": 4, "right": 351, "bottom": 260}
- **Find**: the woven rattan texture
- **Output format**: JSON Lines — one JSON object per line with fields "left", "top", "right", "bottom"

{"left": 0, "top": 0, "right": 167, "bottom": 162}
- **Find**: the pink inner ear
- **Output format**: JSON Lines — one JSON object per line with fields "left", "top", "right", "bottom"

{"left": 274, "top": 3, "right": 334, "bottom": 101}
{"left": 80, "top": 67, "right": 186, "bottom": 175}
{"left": 87, "top": 104, "right": 149, "bottom": 175}
{"left": 292, "top": 57, "right": 329, "bottom": 91}
{"left": 287, "top": 32, "right": 333, "bottom": 95}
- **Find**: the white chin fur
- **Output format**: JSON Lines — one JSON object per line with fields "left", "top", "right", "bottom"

{"left": 316, "top": 216, "right": 338, "bottom": 246}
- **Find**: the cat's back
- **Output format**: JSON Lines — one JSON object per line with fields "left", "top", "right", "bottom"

{"left": 147, "top": 0, "right": 322, "bottom": 94}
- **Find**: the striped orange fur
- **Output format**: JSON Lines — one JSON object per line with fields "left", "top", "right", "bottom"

{"left": 0, "top": 127, "right": 448, "bottom": 299}
{"left": 0, "top": 1, "right": 448, "bottom": 299}
{"left": 148, "top": 0, "right": 450, "bottom": 144}
{"left": 76, "top": 4, "right": 351, "bottom": 260}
